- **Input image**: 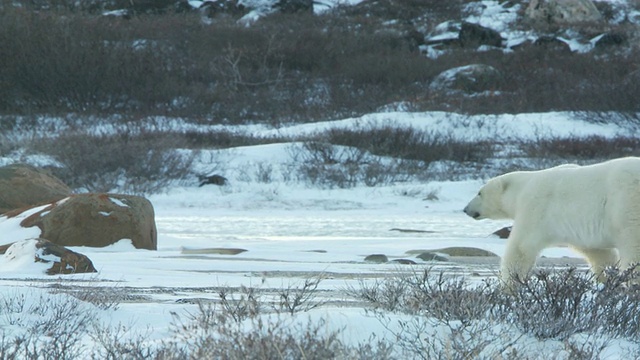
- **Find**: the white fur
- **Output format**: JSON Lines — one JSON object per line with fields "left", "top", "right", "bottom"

{"left": 464, "top": 157, "right": 640, "bottom": 285}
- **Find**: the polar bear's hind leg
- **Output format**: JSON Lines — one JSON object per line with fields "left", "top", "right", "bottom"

{"left": 571, "top": 246, "right": 619, "bottom": 282}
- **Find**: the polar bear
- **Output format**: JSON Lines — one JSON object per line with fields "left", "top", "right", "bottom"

{"left": 463, "top": 157, "right": 640, "bottom": 286}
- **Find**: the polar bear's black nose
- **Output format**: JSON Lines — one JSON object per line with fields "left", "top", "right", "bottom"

{"left": 463, "top": 206, "right": 480, "bottom": 219}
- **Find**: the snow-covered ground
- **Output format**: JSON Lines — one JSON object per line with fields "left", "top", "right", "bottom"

{"left": 1, "top": 110, "right": 637, "bottom": 357}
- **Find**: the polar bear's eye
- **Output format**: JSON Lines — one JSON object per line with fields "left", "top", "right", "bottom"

{"left": 478, "top": 191, "right": 482, "bottom": 197}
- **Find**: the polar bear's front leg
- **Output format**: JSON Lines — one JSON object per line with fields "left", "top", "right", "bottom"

{"left": 500, "top": 235, "right": 542, "bottom": 286}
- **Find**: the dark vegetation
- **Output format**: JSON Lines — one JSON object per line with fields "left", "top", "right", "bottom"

{"left": 520, "top": 135, "right": 640, "bottom": 161}
{"left": 0, "top": 0, "right": 638, "bottom": 122}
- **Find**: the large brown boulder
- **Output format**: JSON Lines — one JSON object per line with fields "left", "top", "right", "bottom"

{"left": 0, "top": 164, "right": 71, "bottom": 214}
{"left": 17, "top": 193, "right": 157, "bottom": 250}
{"left": 0, "top": 239, "right": 97, "bottom": 275}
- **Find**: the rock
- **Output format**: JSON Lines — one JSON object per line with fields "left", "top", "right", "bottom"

{"left": 198, "top": 0, "right": 311, "bottom": 21}
{"left": 389, "top": 228, "right": 436, "bottom": 233}
{"left": 124, "top": 0, "right": 189, "bottom": 15}
{"left": 0, "top": 239, "right": 97, "bottom": 275}
{"left": 198, "top": 174, "right": 228, "bottom": 187}
{"left": 364, "top": 254, "right": 389, "bottom": 263}
{"left": 525, "top": 0, "right": 602, "bottom": 27}
{"left": 434, "top": 247, "right": 498, "bottom": 257}
{"left": 35, "top": 239, "right": 97, "bottom": 275}
{"left": 392, "top": 258, "right": 417, "bottom": 265}
{"left": 0, "top": 164, "right": 71, "bottom": 214}
{"left": 493, "top": 226, "right": 512, "bottom": 239}
{"left": 407, "top": 247, "right": 498, "bottom": 257}
{"left": 424, "top": 21, "right": 462, "bottom": 50}
{"left": 199, "top": 0, "right": 247, "bottom": 19}
{"left": 458, "top": 22, "right": 503, "bottom": 48}
{"left": 430, "top": 64, "right": 504, "bottom": 94}
{"left": 181, "top": 247, "right": 247, "bottom": 255}
{"left": 533, "top": 36, "right": 572, "bottom": 52}
{"left": 274, "top": 0, "right": 313, "bottom": 14}
{"left": 0, "top": 243, "right": 12, "bottom": 254}
{"left": 416, "top": 252, "right": 449, "bottom": 262}
{"left": 594, "top": 32, "right": 627, "bottom": 49}
{"left": 17, "top": 193, "right": 157, "bottom": 250}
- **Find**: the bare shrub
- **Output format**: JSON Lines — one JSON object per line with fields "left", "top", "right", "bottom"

{"left": 0, "top": 290, "right": 97, "bottom": 360}
{"left": 352, "top": 270, "right": 516, "bottom": 360}
{"left": 173, "top": 309, "right": 347, "bottom": 360}
{"left": 29, "top": 127, "right": 195, "bottom": 194}
{"left": 89, "top": 324, "right": 161, "bottom": 360}
{"left": 48, "top": 281, "right": 125, "bottom": 311}
{"left": 494, "top": 266, "right": 640, "bottom": 342}
{"left": 182, "top": 129, "right": 282, "bottom": 148}
{"left": 276, "top": 276, "right": 327, "bottom": 315}
{"left": 163, "top": 279, "right": 392, "bottom": 360}
{"left": 216, "top": 286, "right": 262, "bottom": 323}
{"left": 209, "top": 37, "right": 285, "bottom": 91}
{"left": 292, "top": 142, "right": 367, "bottom": 188}
{"left": 324, "top": 124, "right": 495, "bottom": 164}
{"left": 494, "top": 268, "right": 599, "bottom": 340}
{"left": 254, "top": 162, "right": 275, "bottom": 183}
{"left": 292, "top": 142, "right": 419, "bottom": 188}
{"left": 351, "top": 269, "right": 495, "bottom": 323}
{"left": 352, "top": 267, "right": 640, "bottom": 358}
{"left": 291, "top": 123, "right": 495, "bottom": 187}
{"left": 519, "top": 135, "right": 640, "bottom": 161}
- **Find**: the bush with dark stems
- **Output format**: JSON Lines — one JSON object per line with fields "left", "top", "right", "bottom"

{"left": 350, "top": 267, "right": 640, "bottom": 359}
{"left": 164, "top": 280, "right": 393, "bottom": 360}
{"left": 0, "top": 291, "right": 96, "bottom": 360}
{"left": 29, "top": 128, "right": 195, "bottom": 194}
{"left": 3, "top": 269, "right": 640, "bottom": 358}
{"left": 290, "top": 141, "right": 412, "bottom": 188}
{"left": 289, "top": 123, "right": 496, "bottom": 187}
{"left": 501, "top": 266, "right": 640, "bottom": 341}
{"left": 324, "top": 124, "right": 495, "bottom": 164}
{"left": 520, "top": 135, "right": 640, "bottom": 161}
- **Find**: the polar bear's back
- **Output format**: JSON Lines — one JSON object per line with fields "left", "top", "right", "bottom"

{"left": 529, "top": 157, "right": 640, "bottom": 188}
{"left": 513, "top": 157, "right": 640, "bottom": 248}
{"left": 557, "top": 157, "right": 640, "bottom": 195}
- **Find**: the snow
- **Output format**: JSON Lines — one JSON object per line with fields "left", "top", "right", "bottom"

{"left": 0, "top": 239, "right": 50, "bottom": 274}
{"left": 108, "top": 196, "right": 129, "bottom": 207}
{"left": 0, "top": 109, "right": 635, "bottom": 357}
{"left": 0, "top": 204, "right": 47, "bottom": 243}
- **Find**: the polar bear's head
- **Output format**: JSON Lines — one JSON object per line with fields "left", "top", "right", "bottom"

{"left": 463, "top": 176, "right": 513, "bottom": 220}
